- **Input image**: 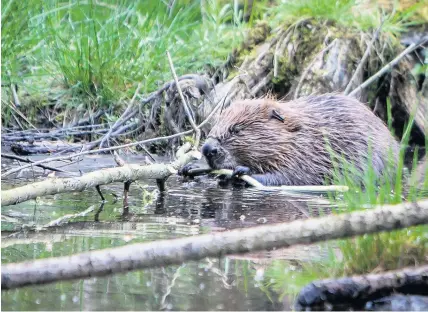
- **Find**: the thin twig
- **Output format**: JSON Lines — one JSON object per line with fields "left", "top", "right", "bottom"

{"left": 2, "top": 96, "right": 225, "bottom": 178}
{"left": 1, "top": 154, "right": 70, "bottom": 174}
{"left": 10, "top": 84, "right": 21, "bottom": 107}
{"left": 348, "top": 38, "right": 428, "bottom": 97}
{"left": 166, "top": 51, "right": 201, "bottom": 147}
{"left": 99, "top": 83, "right": 142, "bottom": 148}
{"left": 7, "top": 70, "right": 21, "bottom": 108}
{"left": 2, "top": 100, "right": 38, "bottom": 131}
{"left": 344, "top": 20, "right": 384, "bottom": 95}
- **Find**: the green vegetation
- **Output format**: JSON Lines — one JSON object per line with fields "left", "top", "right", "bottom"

{"left": 268, "top": 0, "right": 425, "bottom": 35}
{"left": 2, "top": 0, "right": 425, "bottom": 126}
{"left": 1, "top": 0, "right": 251, "bottom": 124}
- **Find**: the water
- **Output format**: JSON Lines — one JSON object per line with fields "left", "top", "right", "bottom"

{"left": 1, "top": 154, "right": 333, "bottom": 311}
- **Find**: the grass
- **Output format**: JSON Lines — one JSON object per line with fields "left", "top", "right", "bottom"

{"left": 2, "top": 0, "right": 425, "bottom": 127}
{"left": 268, "top": 0, "right": 425, "bottom": 35}
{"left": 1, "top": 0, "right": 253, "bottom": 125}
{"left": 326, "top": 92, "right": 427, "bottom": 272}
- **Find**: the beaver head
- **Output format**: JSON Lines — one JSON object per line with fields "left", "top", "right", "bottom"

{"left": 202, "top": 99, "right": 302, "bottom": 173}
{"left": 201, "top": 95, "right": 399, "bottom": 186}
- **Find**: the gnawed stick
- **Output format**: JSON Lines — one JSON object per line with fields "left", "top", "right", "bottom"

{"left": 185, "top": 168, "right": 349, "bottom": 193}
{"left": 295, "top": 265, "right": 428, "bottom": 311}
{"left": 2, "top": 199, "right": 427, "bottom": 290}
{"left": 1, "top": 149, "right": 201, "bottom": 207}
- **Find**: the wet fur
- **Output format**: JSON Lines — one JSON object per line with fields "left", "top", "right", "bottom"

{"left": 205, "top": 94, "right": 400, "bottom": 186}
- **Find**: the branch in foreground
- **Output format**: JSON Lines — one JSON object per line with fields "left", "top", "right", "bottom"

{"left": 1, "top": 149, "right": 201, "bottom": 207}
{"left": 295, "top": 265, "right": 428, "bottom": 310}
{"left": 2, "top": 199, "right": 427, "bottom": 290}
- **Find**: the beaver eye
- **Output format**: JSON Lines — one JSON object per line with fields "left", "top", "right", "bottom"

{"left": 229, "top": 125, "right": 242, "bottom": 135}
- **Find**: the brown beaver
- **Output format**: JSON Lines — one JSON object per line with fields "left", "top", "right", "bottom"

{"left": 182, "top": 94, "right": 400, "bottom": 186}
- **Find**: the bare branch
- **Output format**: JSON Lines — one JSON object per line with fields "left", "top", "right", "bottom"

{"left": 348, "top": 38, "right": 428, "bottom": 97}
{"left": 1, "top": 154, "right": 71, "bottom": 174}
{"left": 167, "top": 51, "right": 201, "bottom": 147}
{"left": 1, "top": 149, "right": 201, "bottom": 206}
{"left": 344, "top": 21, "right": 383, "bottom": 95}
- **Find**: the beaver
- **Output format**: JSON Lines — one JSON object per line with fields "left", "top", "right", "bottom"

{"left": 182, "top": 94, "right": 400, "bottom": 186}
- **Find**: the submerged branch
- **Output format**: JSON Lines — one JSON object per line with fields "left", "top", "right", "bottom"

{"left": 295, "top": 265, "right": 428, "bottom": 310}
{"left": 2, "top": 199, "right": 427, "bottom": 289}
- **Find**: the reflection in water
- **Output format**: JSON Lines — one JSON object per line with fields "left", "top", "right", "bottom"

{"left": 1, "top": 157, "right": 335, "bottom": 311}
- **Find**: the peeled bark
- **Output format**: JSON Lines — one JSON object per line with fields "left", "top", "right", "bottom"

{"left": 2, "top": 199, "right": 427, "bottom": 290}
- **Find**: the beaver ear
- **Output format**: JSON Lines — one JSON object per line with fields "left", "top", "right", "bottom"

{"left": 268, "top": 108, "right": 301, "bottom": 132}
{"left": 270, "top": 109, "right": 285, "bottom": 123}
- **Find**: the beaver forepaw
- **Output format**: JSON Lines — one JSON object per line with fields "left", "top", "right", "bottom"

{"left": 178, "top": 163, "right": 200, "bottom": 176}
{"left": 232, "top": 166, "right": 252, "bottom": 177}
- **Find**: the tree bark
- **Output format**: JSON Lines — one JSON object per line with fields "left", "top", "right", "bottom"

{"left": 1, "top": 149, "right": 201, "bottom": 207}
{"left": 2, "top": 199, "right": 427, "bottom": 290}
{"left": 295, "top": 265, "right": 428, "bottom": 311}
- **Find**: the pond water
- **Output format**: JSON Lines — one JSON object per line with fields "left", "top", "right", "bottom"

{"left": 1, "top": 154, "right": 335, "bottom": 311}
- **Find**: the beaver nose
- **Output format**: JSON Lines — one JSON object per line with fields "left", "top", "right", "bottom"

{"left": 202, "top": 143, "right": 218, "bottom": 158}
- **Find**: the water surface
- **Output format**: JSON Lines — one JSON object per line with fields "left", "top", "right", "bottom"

{"left": 1, "top": 154, "right": 333, "bottom": 311}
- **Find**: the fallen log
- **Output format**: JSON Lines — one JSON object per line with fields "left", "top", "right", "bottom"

{"left": 1, "top": 148, "right": 201, "bottom": 207}
{"left": 2, "top": 199, "right": 427, "bottom": 290}
{"left": 10, "top": 141, "right": 82, "bottom": 156}
{"left": 295, "top": 265, "right": 428, "bottom": 311}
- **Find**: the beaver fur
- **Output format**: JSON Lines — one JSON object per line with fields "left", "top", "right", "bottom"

{"left": 186, "top": 94, "right": 400, "bottom": 186}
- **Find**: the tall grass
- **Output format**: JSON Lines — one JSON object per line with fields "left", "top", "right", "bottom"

{"left": 3, "top": 0, "right": 423, "bottom": 122}
{"left": 1, "top": 0, "right": 250, "bottom": 117}
{"left": 325, "top": 94, "right": 427, "bottom": 274}
{"left": 268, "top": 0, "right": 424, "bottom": 35}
